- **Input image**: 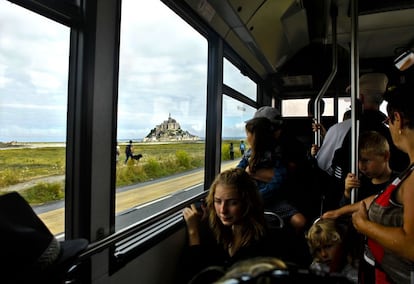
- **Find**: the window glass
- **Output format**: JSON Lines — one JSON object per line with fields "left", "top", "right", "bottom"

{"left": 338, "top": 97, "right": 351, "bottom": 122}
{"left": 221, "top": 95, "right": 255, "bottom": 168}
{"left": 223, "top": 58, "right": 257, "bottom": 100}
{"left": 116, "top": 0, "right": 207, "bottom": 229}
{"left": 282, "top": 98, "right": 334, "bottom": 117}
{"left": 380, "top": 101, "right": 388, "bottom": 116}
{"left": 0, "top": 2, "right": 69, "bottom": 235}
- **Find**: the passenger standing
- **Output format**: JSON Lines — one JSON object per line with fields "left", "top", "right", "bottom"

{"left": 182, "top": 168, "right": 275, "bottom": 282}
{"left": 239, "top": 140, "right": 246, "bottom": 155}
{"left": 331, "top": 73, "right": 409, "bottom": 177}
{"left": 313, "top": 73, "right": 409, "bottom": 211}
{"left": 229, "top": 143, "right": 234, "bottom": 160}
{"left": 339, "top": 131, "right": 399, "bottom": 207}
{"left": 322, "top": 83, "right": 414, "bottom": 283}
{"left": 124, "top": 140, "right": 133, "bottom": 164}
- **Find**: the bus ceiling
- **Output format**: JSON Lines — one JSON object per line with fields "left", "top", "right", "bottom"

{"left": 186, "top": 0, "right": 414, "bottom": 95}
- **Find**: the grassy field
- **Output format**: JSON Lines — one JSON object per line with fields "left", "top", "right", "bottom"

{"left": 0, "top": 147, "right": 66, "bottom": 187}
{"left": 0, "top": 140, "right": 244, "bottom": 204}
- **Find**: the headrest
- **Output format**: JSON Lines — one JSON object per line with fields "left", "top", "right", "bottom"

{"left": 0, "top": 192, "right": 88, "bottom": 283}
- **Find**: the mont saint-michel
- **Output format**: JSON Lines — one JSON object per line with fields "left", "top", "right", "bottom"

{"left": 143, "top": 114, "right": 200, "bottom": 142}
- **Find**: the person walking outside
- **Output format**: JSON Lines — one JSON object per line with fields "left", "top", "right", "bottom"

{"left": 125, "top": 140, "right": 133, "bottom": 164}
{"left": 239, "top": 140, "right": 246, "bottom": 155}
{"left": 229, "top": 143, "right": 235, "bottom": 160}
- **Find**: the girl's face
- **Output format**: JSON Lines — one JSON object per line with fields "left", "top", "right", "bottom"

{"left": 358, "top": 151, "right": 387, "bottom": 179}
{"left": 213, "top": 184, "right": 243, "bottom": 226}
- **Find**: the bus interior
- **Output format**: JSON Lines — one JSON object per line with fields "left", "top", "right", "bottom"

{"left": 2, "top": 0, "right": 414, "bottom": 283}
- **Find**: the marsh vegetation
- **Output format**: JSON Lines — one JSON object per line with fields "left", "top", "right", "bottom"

{"left": 0, "top": 140, "right": 244, "bottom": 204}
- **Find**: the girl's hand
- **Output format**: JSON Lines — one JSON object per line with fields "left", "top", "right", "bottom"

{"left": 183, "top": 204, "right": 202, "bottom": 245}
{"left": 183, "top": 204, "right": 201, "bottom": 230}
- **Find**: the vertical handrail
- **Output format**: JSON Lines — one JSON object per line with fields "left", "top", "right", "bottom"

{"left": 350, "top": 0, "right": 359, "bottom": 204}
{"left": 314, "top": 3, "right": 338, "bottom": 147}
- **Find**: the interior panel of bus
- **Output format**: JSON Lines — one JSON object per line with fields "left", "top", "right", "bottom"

{"left": 1, "top": 0, "right": 414, "bottom": 283}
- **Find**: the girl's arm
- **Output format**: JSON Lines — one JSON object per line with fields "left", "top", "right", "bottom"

{"left": 236, "top": 149, "right": 250, "bottom": 169}
{"left": 183, "top": 204, "right": 201, "bottom": 246}
{"left": 258, "top": 164, "right": 287, "bottom": 201}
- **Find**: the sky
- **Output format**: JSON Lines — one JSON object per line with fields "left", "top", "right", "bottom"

{"left": 0, "top": 0, "right": 258, "bottom": 142}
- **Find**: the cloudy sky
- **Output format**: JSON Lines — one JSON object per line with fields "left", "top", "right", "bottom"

{"left": 0, "top": 0, "right": 255, "bottom": 142}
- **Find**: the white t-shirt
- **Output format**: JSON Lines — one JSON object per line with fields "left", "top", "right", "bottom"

{"left": 316, "top": 119, "right": 352, "bottom": 172}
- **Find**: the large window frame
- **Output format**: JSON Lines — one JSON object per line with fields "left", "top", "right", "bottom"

{"left": 7, "top": 0, "right": 264, "bottom": 277}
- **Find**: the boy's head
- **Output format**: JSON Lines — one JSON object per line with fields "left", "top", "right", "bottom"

{"left": 358, "top": 131, "right": 390, "bottom": 178}
{"left": 306, "top": 219, "right": 347, "bottom": 272}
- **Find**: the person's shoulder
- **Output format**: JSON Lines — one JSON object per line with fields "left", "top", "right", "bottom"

{"left": 332, "top": 119, "right": 352, "bottom": 130}
{"left": 324, "top": 120, "right": 351, "bottom": 138}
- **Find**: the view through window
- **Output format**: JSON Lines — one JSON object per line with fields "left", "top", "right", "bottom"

{"left": 115, "top": 0, "right": 208, "bottom": 229}
{"left": 0, "top": 2, "right": 70, "bottom": 235}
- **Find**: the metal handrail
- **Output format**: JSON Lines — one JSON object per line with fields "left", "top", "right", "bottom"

{"left": 77, "top": 190, "right": 208, "bottom": 261}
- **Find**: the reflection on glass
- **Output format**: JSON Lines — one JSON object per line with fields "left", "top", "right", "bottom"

{"left": 223, "top": 58, "right": 257, "bottom": 101}
{"left": 116, "top": 0, "right": 207, "bottom": 229}
{"left": 0, "top": 2, "right": 69, "bottom": 235}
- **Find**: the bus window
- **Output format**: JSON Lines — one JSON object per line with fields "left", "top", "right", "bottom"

{"left": 0, "top": 2, "right": 70, "bottom": 235}
{"left": 116, "top": 0, "right": 207, "bottom": 230}
{"left": 338, "top": 97, "right": 351, "bottom": 122}
{"left": 224, "top": 58, "right": 257, "bottom": 101}
{"left": 282, "top": 98, "right": 334, "bottom": 117}
{"left": 221, "top": 95, "right": 255, "bottom": 165}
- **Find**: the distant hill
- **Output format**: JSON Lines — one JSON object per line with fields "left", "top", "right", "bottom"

{"left": 143, "top": 114, "right": 200, "bottom": 142}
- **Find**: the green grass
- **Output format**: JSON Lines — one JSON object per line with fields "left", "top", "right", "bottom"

{"left": 0, "top": 147, "right": 65, "bottom": 188}
{"left": 21, "top": 182, "right": 65, "bottom": 205}
{"left": 0, "top": 140, "right": 246, "bottom": 204}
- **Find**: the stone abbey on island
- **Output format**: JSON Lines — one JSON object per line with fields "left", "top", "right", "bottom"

{"left": 143, "top": 114, "right": 200, "bottom": 142}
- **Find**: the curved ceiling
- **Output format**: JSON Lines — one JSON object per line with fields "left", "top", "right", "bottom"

{"left": 186, "top": 0, "right": 414, "bottom": 81}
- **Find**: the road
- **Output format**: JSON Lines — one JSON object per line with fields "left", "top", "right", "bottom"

{"left": 38, "top": 161, "right": 239, "bottom": 234}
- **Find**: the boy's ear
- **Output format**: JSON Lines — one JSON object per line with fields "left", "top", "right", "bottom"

{"left": 384, "top": 150, "right": 391, "bottom": 162}
{"left": 393, "top": 112, "right": 403, "bottom": 128}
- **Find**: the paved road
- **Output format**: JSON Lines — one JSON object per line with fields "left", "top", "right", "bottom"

{"left": 35, "top": 161, "right": 239, "bottom": 234}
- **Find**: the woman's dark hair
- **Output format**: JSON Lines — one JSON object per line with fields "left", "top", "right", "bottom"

{"left": 385, "top": 84, "right": 414, "bottom": 129}
{"left": 245, "top": 117, "right": 275, "bottom": 172}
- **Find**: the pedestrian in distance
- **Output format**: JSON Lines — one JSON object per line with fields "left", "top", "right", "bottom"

{"left": 229, "top": 142, "right": 234, "bottom": 160}
{"left": 239, "top": 140, "right": 246, "bottom": 155}
{"left": 125, "top": 140, "right": 134, "bottom": 164}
